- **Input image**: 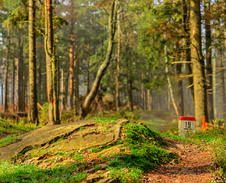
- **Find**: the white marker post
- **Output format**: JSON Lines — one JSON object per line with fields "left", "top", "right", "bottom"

{"left": 178, "top": 116, "right": 196, "bottom": 136}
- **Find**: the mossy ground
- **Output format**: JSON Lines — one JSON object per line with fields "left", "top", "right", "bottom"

{"left": 0, "top": 112, "right": 224, "bottom": 183}
{"left": 0, "top": 114, "right": 176, "bottom": 183}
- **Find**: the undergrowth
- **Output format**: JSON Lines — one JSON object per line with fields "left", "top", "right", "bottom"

{"left": 0, "top": 118, "right": 35, "bottom": 135}
{"left": 0, "top": 161, "right": 87, "bottom": 183}
{"left": 163, "top": 123, "right": 226, "bottom": 181}
{"left": 0, "top": 134, "right": 19, "bottom": 148}
{"left": 105, "top": 123, "right": 177, "bottom": 182}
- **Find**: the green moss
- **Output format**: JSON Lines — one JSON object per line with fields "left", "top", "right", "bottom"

{"left": 0, "top": 118, "right": 35, "bottom": 135}
{"left": 0, "top": 134, "right": 19, "bottom": 147}
{"left": 0, "top": 161, "right": 87, "bottom": 183}
{"left": 107, "top": 166, "right": 143, "bottom": 183}
{"left": 93, "top": 116, "right": 120, "bottom": 124}
{"left": 106, "top": 123, "right": 177, "bottom": 182}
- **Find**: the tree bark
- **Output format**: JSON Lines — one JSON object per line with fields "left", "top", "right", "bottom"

{"left": 11, "top": 58, "right": 15, "bottom": 111}
{"left": 80, "top": 0, "right": 118, "bottom": 118}
{"left": 86, "top": 58, "right": 90, "bottom": 95}
{"left": 213, "top": 45, "right": 217, "bottom": 118}
{"left": 165, "top": 45, "right": 179, "bottom": 117}
{"left": 4, "top": 34, "right": 9, "bottom": 113}
{"left": 44, "top": 0, "right": 60, "bottom": 124}
{"left": 53, "top": 48, "right": 60, "bottom": 123}
{"left": 147, "top": 89, "right": 152, "bottom": 111}
{"left": 74, "top": 58, "right": 79, "bottom": 115}
{"left": 190, "top": 0, "right": 207, "bottom": 129}
{"left": 16, "top": 37, "right": 25, "bottom": 112}
{"left": 60, "top": 69, "right": 65, "bottom": 112}
{"left": 182, "top": 0, "right": 194, "bottom": 101}
{"left": 116, "top": 10, "right": 120, "bottom": 112}
{"left": 28, "top": 0, "right": 39, "bottom": 125}
{"left": 219, "top": 43, "right": 225, "bottom": 118}
{"left": 204, "top": 0, "right": 213, "bottom": 121}
{"left": 176, "top": 43, "right": 184, "bottom": 116}
{"left": 69, "top": 0, "right": 74, "bottom": 110}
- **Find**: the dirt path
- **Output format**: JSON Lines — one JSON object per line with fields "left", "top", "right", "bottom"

{"left": 142, "top": 140, "right": 214, "bottom": 183}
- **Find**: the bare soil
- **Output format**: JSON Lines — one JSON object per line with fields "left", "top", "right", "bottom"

{"left": 142, "top": 140, "right": 214, "bottom": 183}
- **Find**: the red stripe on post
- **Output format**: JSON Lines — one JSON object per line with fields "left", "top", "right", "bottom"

{"left": 179, "top": 116, "right": 196, "bottom": 121}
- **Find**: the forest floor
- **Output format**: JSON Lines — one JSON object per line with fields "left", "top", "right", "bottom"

{"left": 0, "top": 111, "right": 225, "bottom": 183}
{"left": 142, "top": 140, "right": 214, "bottom": 183}
{"left": 139, "top": 111, "right": 217, "bottom": 183}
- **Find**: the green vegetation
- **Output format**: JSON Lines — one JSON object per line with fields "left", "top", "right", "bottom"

{"left": 104, "top": 123, "right": 176, "bottom": 182}
{"left": 0, "top": 118, "right": 35, "bottom": 135}
{"left": 0, "top": 161, "right": 87, "bottom": 183}
{"left": 93, "top": 116, "right": 120, "bottom": 124}
{"left": 0, "top": 114, "right": 225, "bottom": 183}
{"left": 163, "top": 123, "right": 226, "bottom": 181}
{"left": 139, "top": 111, "right": 176, "bottom": 132}
{"left": 0, "top": 134, "right": 18, "bottom": 147}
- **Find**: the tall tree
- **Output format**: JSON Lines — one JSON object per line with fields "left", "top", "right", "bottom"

{"left": 80, "top": 0, "right": 118, "bottom": 118}
{"left": 182, "top": 0, "right": 194, "bottom": 101}
{"left": 176, "top": 42, "right": 184, "bottom": 116}
{"left": 165, "top": 45, "right": 179, "bottom": 117}
{"left": 4, "top": 32, "right": 9, "bottom": 113}
{"left": 28, "top": 0, "right": 39, "bottom": 125}
{"left": 44, "top": 0, "right": 60, "bottom": 124}
{"left": 69, "top": 0, "right": 74, "bottom": 110}
{"left": 116, "top": 9, "right": 120, "bottom": 112}
{"left": 204, "top": 0, "right": 213, "bottom": 120}
{"left": 190, "top": 0, "right": 207, "bottom": 129}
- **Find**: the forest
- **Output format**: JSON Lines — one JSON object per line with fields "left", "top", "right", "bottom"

{"left": 0, "top": 0, "right": 225, "bottom": 182}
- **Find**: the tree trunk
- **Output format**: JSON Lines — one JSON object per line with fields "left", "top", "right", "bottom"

{"left": 65, "top": 73, "right": 69, "bottom": 109}
{"left": 176, "top": 43, "right": 184, "bottom": 116}
{"left": 219, "top": 43, "right": 225, "bottom": 118}
{"left": 204, "top": 0, "right": 213, "bottom": 121}
{"left": 4, "top": 35, "right": 9, "bottom": 113}
{"left": 60, "top": 69, "right": 65, "bottom": 112}
{"left": 213, "top": 45, "right": 217, "bottom": 118}
{"left": 147, "top": 89, "right": 152, "bottom": 111}
{"left": 16, "top": 38, "right": 25, "bottom": 112}
{"left": 127, "top": 76, "right": 133, "bottom": 112}
{"left": 69, "top": 0, "right": 74, "bottom": 110}
{"left": 53, "top": 48, "right": 60, "bottom": 123}
{"left": 190, "top": 0, "right": 207, "bottom": 129}
{"left": 182, "top": 0, "right": 194, "bottom": 101}
{"left": 1, "top": 83, "right": 3, "bottom": 108}
{"left": 44, "top": 0, "right": 58, "bottom": 124}
{"left": 12, "top": 58, "right": 15, "bottom": 111}
{"left": 80, "top": 0, "right": 118, "bottom": 118}
{"left": 116, "top": 10, "right": 120, "bottom": 112}
{"left": 74, "top": 58, "right": 79, "bottom": 115}
{"left": 28, "top": 0, "right": 39, "bottom": 125}
{"left": 86, "top": 58, "right": 90, "bottom": 95}
{"left": 165, "top": 45, "right": 179, "bottom": 117}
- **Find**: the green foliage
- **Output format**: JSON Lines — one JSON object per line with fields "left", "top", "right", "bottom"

{"left": 39, "top": 103, "right": 49, "bottom": 124}
{"left": 106, "top": 123, "right": 176, "bottom": 182}
{"left": 107, "top": 166, "right": 143, "bottom": 183}
{"left": 92, "top": 116, "right": 120, "bottom": 125}
{"left": 124, "top": 123, "right": 167, "bottom": 146}
{"left": 212, "top": 138, "right": 226, "bottom": 171}
{"left": 164, "top": 126, "right": 226, "bottom": 179}
{"left": 60, "top": 112, "right": 74, "bottom": 122}
{"left": 0, "top": 118, "right": 35, "bottom": 135}
{"left": 162, "top": 120, "right": 179, "bottom": 135}
{"left": 0, "top": 134, "right": 18, "bottom": 147}
{"left": 119, "top": 110, "right": 141, "bottom": 121}
{"left": 72, "top": 153, "right": 84, "bottom": 162}
{"left": 0, "top": 161, "right": 87, "bottom": 183}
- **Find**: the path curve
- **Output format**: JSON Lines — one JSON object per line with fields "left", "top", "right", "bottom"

{"left": 142, "top": 140, "right": 214, "bottom": 183}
